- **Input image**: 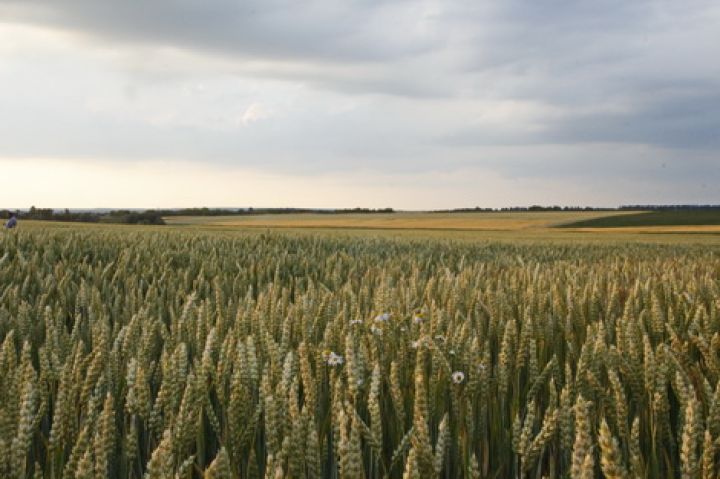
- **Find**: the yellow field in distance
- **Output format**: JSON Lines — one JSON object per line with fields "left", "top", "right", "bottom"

{"left": 164, "top": 211, "right": 637, "bottom": 231}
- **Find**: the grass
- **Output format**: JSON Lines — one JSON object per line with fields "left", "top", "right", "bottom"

{"left": 558, "top": 209, "right": 720, "bottom": 228}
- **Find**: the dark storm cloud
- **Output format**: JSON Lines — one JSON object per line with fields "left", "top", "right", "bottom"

{"left": 3, "top": 0, "right": 717, "bottom": 101}
{"left": 547, "top": 90, "right": 720, "bottom": 150}
{"left": 0, "top": 0, "right": 437, "bottom": 63}
{"left": 444, "top": 84, "right": 720, "bottom": 150}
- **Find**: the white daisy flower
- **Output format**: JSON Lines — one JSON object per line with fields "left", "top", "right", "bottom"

{"left": 452, "top": 371, "right": 465, "bottom": 384}
{"left": 350, "top": 319, "right": 363, "bottom": 325}
{"left": 326, "top": 352, "right": 344, "bottom": 366}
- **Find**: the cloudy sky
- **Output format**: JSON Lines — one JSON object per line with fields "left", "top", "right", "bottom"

{"left": 1, "top": 0, "right": 718, "bottom": 209}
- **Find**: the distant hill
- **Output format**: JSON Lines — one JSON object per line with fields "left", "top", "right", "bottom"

{"left": 558, "top": 209, "right": 720, "bottom": 228}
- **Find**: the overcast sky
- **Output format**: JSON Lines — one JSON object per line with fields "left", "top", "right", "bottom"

{"left": 1, "top": 0, "right": 718, "bottom": 209}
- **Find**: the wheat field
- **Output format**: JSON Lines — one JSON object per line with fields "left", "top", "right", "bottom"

{"left": 1, "top": 225, "right": 720, "bottom": 478}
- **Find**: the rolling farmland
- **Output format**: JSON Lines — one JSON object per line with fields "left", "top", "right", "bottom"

{"left": 163, "top": 211, "right": 634, "bottom": 231}
{"left": 557, "top": 210, "right": 720, "bottom": 234}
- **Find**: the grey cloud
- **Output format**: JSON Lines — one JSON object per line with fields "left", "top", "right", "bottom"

{"left": 3, "top": 0, "right": 718, "bottom": 102}
{"left": 0, "top": 84, "right": 434, "bottom": 174}
{"left": 0, "top": 0, "right": 719, "bottom": 194}
{"left": 0, "top": 0, "right": 437, "bottom": 63}
{"left": 545, "top": 90, "right": 720, "bottom": 150}
{"left": 443, "top": 84, "right": 720, "bottom": 151}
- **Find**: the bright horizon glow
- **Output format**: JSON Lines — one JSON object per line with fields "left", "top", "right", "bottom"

{"left": 2, "top": 158, "right": 709, "bottom": 210}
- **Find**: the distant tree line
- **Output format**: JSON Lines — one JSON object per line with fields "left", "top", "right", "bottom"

{"left": 104, "top": 210, "right": 166, "bottom": 225}
{"left": 0, "top": 206, "right": 398, "bottom": 225}
{"left": 3, "top": 204, "right": 718, "bottom": 225}
{"left": 432, "top": 206, "right": 616, "bottom": 213}
{"left": 5, "top": 207, "right": 165, "bottom": 225}
{"left": 618, "top": 205, "right": 720, "bottom": 210}
{"left": 154, "top": 207, "right": 395, "bottom": 216}
{"left": 435, "top": 205, "right": 720, "bottom": 213}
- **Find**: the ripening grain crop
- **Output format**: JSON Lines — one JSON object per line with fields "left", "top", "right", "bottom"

{"left": 1, "top": 227, "right": 719, "bottom": 478}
